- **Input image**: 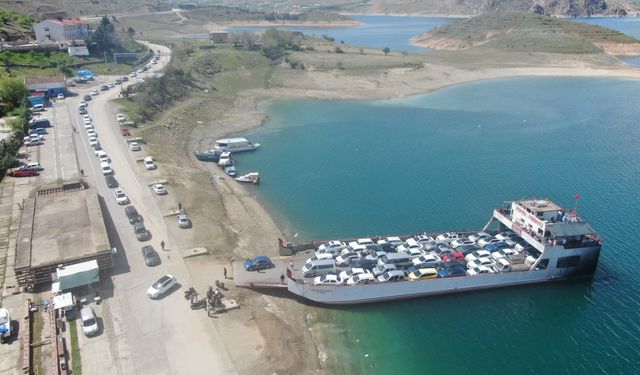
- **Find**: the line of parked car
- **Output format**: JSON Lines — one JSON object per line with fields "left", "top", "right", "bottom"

{"left": 303, "top": 231, "right": 542, "bottom": 286}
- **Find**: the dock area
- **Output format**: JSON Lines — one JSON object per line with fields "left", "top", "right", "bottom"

{"left": 233, "top": 251, "right": 314, "bottom": 289}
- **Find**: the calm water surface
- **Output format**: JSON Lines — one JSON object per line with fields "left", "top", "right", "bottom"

{"left": 233, "top": 77, "right": 640, "bottom": 374}
{"left": 226, "top": 15, "right": 640, "bottom": 375}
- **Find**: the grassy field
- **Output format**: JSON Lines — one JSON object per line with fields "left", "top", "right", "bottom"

{"left": 68, "top": 320, "right": 82, "bottom": 375}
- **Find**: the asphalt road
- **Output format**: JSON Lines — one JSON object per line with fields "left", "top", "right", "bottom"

{"left": 52, "top": 43, "right": 236, "bottom": 375}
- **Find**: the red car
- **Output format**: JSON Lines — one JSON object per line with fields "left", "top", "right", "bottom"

{"left": 11, "top": 168, "right": 38, "bottom": 177}
{"left": 120, "top": 128, "right": 131, "bottom": 136}
{"left": 442, "top": 251, "right": 465, "bottom": 262}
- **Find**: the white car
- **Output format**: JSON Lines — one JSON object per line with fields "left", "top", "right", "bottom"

{"left": 87, "top": 129, "right": 97, "bottom": 138}
{"left": 57, "top": 93, "right": 65, "bottom": 100}
{"left": 89, "top": 136, "right": 99, "bottom": 147}
{"left": 468, "top": 232, "right": 492, "bottom": 243}
{"left": 467, "top": 257, "right": 495, "bottom": 270}
{"left": 372, "top": 263, "right": 397, "bottom": 277}
{"left": 147, "top": 274, "right": 177, "bottom": 299}
{"left": 465, "top": 250, "right": 492, "bottom": 263}
{"left": 436, "top": 232, "right": 460, "bottom": 242}
{"left": 466, "top": 265, "right": 495, "bottom": 276}
{"left": 96, "top": 151, "right": 110, "bottom": 163}
{"left": 177, "top": 214, "right": 191, "bottom": 228}
{"left": 129, "top": 142, "right": 141, "bottom": 151}
{"left": 495, "top": 231, "right": 516, "bottom": 241}
{"left": 83, "top": 121, "right": 93, "bottom": 129}
{"left": 90, "top": 90, "right": 99, "bottom": 96}
{"left": 338, "top": 268, "right": 370, "bottom": 283}
{"left": 491, "top": 248, "right": 517, "bottom": 261}
{"left": 377, "top": 270, "right": 406, "bottom": 283}
{"left": 116, "top": 113, "right": 126, "bottom": 122}
{"left": 143, "top": 157, "right": 156, "bottom": 170}
{"left": 130, "top": 72, "right": 137, "bottom": 77}
{"left": 411, "top": 254, "right": 440, "bottom": 267}
{"left": 335, "top": 252, "right": 360, "bottom": 267}
{"left": 79, "top": 101, "right": 87, "bottom": 108}
{"left": 316, "top": 240, "right": 346, "bottom": 253}
{"left": 348, "top": 238, "right": 374, "bottom": 247}
{"left": 82, "top": 114, "right": 91, "bottom": 121}
{"left": 100, "top": 161, "right": 112, "bottom": 175}
{"left": 451, "top": 239, "right": 475, "bottom": 249}
{"left": 152, "top": 183, "right": 167, "bottom": 195}
{"left": 80, "top": 307, "right": 98, "bottom": 337}
{"left": 377, "top": 236, "right": 402, "bottom": 246}
{"left": 113, "top": 189, "right": 129, "bottom": 205}
{"left": 313, "top": 274, "right": 341, "bottom": 286}
{"left": 346, "top": 273, "right": 376, "bottom": 285}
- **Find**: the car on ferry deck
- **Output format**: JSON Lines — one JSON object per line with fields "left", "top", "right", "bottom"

{"left": 438, "top": 266, "right": 467, "bottom": 278}
{"left": 465, "top": 250, "right": 492, "bottom": 263}
{"left": 346, "top": 273, "right": 376, "bottom": 285}
{"left": 338, "top": 268, "right": 371, "bottom": 283}
{"left": 313, "top": 274, "right": 341, "bottom": 286}
{"left": 335, "top": 252, "right": 361, "bottom": 267}
{"left": 377, "top": 270, "right": 406, "bottom": 283}
{"left": 315, "top": 240, "right": 346, "bottom": 257}
{"left": 408, "top": 268, "right": 438, "bottom": 280}
{"left": 349, "top": 259, "right": 378, "bottom": 270}
{"left": 491, "top": 248, "right": 517, "bottom": 261}
{"left": 468, "top": 231, "right": 492, "bottom": 243}
{"left": 467, "top": 257, "right": 495, "bottom": 270}
{"left": 478, "top": 237, "right": 501, "bottom": 247}
{"left": 495, "top": 231, "right": 516, "bottom": 241}
{"left": 451, "top": 238, "right": 475, "bottom": 249}
{"left": 372, "top": 263, "right": 397, "bottom": 277}
{"left": 467, "top": 265, "right": 495, "bottom": 276}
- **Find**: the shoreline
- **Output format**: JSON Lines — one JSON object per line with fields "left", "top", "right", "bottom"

{"left": 213, "top": 19, "right": 362, "bottom": 30}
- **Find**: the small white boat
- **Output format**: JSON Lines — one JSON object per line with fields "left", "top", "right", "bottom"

{"left": 224, "top": 164, "right": 237, "bottom": 177}
{"left": 214, "top": 137, "right": 260, "bottom": 153}
{"left": 235, "top": 172, "right": 260, "bottom": 184}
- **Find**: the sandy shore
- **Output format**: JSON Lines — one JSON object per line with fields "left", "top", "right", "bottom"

{"left": 141, "top": 52, "right": 640, "bottom": 374}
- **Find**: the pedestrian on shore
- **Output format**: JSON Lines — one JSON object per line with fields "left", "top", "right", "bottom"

{"left": 80, "top": 169, "right": 84, "bottom": 176}
{"left": 280, "top": 274, "right": 285, "bottom": 284}
{"left": 223, "top": 267, "right": 228, "bottom": 279}
{"left": 178, "top": 201, "right": 182, "bottom": 211}
{"left": 161, "top": 240, "right": 165, "bottom": 251}
{"left": 289, "top": 260, "right": 294, "bottom": 271}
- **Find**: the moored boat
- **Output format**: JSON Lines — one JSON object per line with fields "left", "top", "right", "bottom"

{"left": 235, "top": 172, "right": 260, "bottom": 184}
{"left": 214, "top": 137, "right": 260, "bottom": 153}
{"left": 224, "top": 163, "right": 237, "bottom": 177}
{"left": 194, "top": 149, "right": 222, "bottom": 162}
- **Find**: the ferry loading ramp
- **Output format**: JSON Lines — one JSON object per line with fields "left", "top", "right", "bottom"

{"left": 14, "top": 182, "right": 113, "bottom": 290}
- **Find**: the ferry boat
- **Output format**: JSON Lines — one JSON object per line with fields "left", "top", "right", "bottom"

{"left": 214, "top": 137, "right": 260, "bottom": 153}
{"left": 286, "top": 199, "right": 602, "bottom": 304}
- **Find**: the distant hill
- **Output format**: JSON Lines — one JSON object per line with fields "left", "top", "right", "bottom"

{"left": 217, "top": 0, "right": 638, "bottom": 18}
{"left": 414, "top": 12, "right": 640, "bottom": 55}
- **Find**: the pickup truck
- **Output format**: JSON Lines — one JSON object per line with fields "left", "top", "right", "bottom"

{"left": 492, "top": 258, "right": 531, "bottom": 273}
{"left": 0, "top": 308, "right": 11, "bottom": 343}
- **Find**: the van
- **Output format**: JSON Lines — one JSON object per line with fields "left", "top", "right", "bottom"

{"left": 29, "top": 118, "right": 51, "bottom": 128}
{"left": 125, "top": 205, "right": 142, "bottom": 224}
{"left": 377, "top": 252, "right": 412, "bottom": 269}
{"left": 80, "top": 307, "right": 99, "bottom": 337}
{"left": 32, "top": 104, "right": 44, "bottom": 112}
{"left": 302, "top": 258, "right": 336, "bottom": 278}
{"left": 133, "top": 221, "right": 150, "bottom": 241}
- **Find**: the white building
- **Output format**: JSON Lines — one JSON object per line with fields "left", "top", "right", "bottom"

{"left": 34, "top": 19, "right": 93, "bottom": 43}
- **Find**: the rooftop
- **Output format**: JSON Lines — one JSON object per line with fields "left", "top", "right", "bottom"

{"left": 517, "top": 199, "right": 563, "bottom": 213}
{"left": 49, "top": 18, "right": 90, "bottom": 26}
{"left": 25, "top": 76, "right": 66, "bottom": 85}
{"left": 15, "top": 185, "right": 110, "bottom": 269}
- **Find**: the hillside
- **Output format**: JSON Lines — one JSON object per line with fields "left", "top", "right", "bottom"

{"left": 414, "top": 12, "right": 640, "bottom": 55}
{"left": 221, "top": 0, "right": 637, "bottom": 17}
{"left": 0, "top": 9, "right": 37, "bottom": 43}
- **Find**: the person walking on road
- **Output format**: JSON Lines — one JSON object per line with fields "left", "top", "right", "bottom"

{"left": 289, "top": 260, "right": 294, "bottom": 271}
{"left": 223, "top": 267, "right": 228, "bottom": 279}
{"left": 178, "top": 202, "right": 182, "bottom": 211}
{"left": 161, "top": 240, "right": 165, "bottom": 251}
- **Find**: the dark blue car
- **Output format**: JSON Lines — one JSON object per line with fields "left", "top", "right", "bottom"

{"left": 244, "top": 256, "right": 274, "bottom": 271}
{"left": 438, "top": 266, "right": 467, "bottom": 278}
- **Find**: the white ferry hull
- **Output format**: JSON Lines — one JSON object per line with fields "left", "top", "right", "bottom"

{"left": 214, "top": 145, "right": 259, "bottom": 153}
{"left": 288, "top": 244, "right": 600, "bottom": 305}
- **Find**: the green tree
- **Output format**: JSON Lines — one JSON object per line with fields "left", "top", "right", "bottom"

{"left": 383, "top": 47, "right": 390, "bottom": 56}
{"left": 0, "top": 77, "right": 28, "bottom": 111}
{"left": 92, "top": 15, "right": 117, "bottom": 51}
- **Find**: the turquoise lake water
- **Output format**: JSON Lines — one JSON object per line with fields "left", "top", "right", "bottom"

{"left": 227, "top": 16, "right": 640, "bottom": 374}
{"left": 234, "top": 77, "right": 640, "bottom": 373}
